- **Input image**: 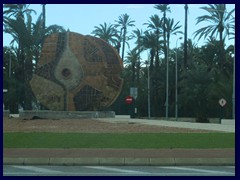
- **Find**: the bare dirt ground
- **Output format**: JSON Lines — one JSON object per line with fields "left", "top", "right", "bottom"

{"left": 3, "top": 117, "right": 215, "bottom": 133}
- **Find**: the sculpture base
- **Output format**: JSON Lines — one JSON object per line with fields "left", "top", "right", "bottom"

{"left": 19, "top": 110, "right": 115, "bottom": 119}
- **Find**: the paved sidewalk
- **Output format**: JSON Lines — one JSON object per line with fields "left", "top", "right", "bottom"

{"left": 99, "top": 117, "right": 235, "bottom": 132}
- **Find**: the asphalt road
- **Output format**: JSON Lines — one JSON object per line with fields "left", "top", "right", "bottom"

{"left": 3, "top": 165, "right": 235, "bottom": 176}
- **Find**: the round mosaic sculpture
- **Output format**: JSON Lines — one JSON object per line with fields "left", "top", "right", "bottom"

{"left": 30, "top": 31, "right": 123, "bottom": 111}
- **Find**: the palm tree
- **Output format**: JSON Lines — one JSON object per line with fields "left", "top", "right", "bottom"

{"left": 131, "top": 28, "right": 144, "bottom": 84}
{"left": 115, "top": 13, "right": 135, "bottom": 61}
{"left": 4, "top": 13, "right": 34, "bottom": 110}
{"left": 142, "top": 31, "right": 159, "bottom": 71}
{"left": 194, "top": 4, "right": 234, "bottom": 45}
{"left": 184, "top": 4, "right": 188, "bottom": 69}
{"left": 154, "top": 4, "right": 171, "bottom": 63}
{"left": 91, "top": 22, "right": 119, "bottom": 47}
{"left": 40, "top": 4, "right": 46, "bottom": 48}
{"left": 164, "top": 18, "right": 182, "bottom": 120}
{"left": 3, "top": 4, "right": 36, "bottom": 19}
{"left": 193, "top": 4, "right": 234, "bottom": 68}
{"left": 125, "top": 48, "right": 139, "bottom": 86}
{"left": 144, "top": 14, "right": 162, "bottom": 67}
{"left": 165, "top": 18, "right": 183, "bottom": 50}
{"left": 131, "top": 28, "right": 144, "bottom": 51}
{"left": 4, "top": 4, "right": 66, "bottom": 110}
{"left": 42, "top": 4, "right": 46, "bottom": 30}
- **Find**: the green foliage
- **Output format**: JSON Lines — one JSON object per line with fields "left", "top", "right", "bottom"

{"left": 3, "top": 4, "right": 234, "bottom": 120}
{"left": 3, "top": 4, "right": 66, "bottom": 112}
{"left": 4, "top": 132, "right": 235, "bottom": 149}
{"left": 91, "top": 22, "right": 119, "bottom": 47}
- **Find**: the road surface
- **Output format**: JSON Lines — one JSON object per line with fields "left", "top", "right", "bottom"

{"left": 3, "top": 165, "right": 235, "bottom": 176}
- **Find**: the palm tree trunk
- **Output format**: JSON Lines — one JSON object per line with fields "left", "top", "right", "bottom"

{"left": 156, "top": 33, "right": 160, "bottom": 67}
{"left": 42, "top": 4, "right": 46, "bottom": 30}
{"left": 136, "top": 60, "right": 140, "bottom": 85}
{"left": 41, "top": 4, "right": 46, "bottom": 49}
{"left": 163, "top": 13, "right": 167, "bottom": 63}
{"left": 150, "top": 48, "right": 155, "bottom": 72}
{"left": 219, "top": 28, "right": 225, "bottom": 70}
{"left": 184, "top": 4, "right": 188, "bottom": 69}
{"left": 121, "top": 28, "right": 126, "bottom": 60}
{"left": 132, "top": 61, "right": 136, "bottom": 85}
{"left": 166, "top": 36, "right": 170, "bottom": 120}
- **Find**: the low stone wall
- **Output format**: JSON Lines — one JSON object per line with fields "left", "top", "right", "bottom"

{"left": 19, "top": 110, "right": 115, "bottom": 119}
{"left": 3, "top": 110, "right": 9, "bottom": 118}
{"left": 154, "top": 117, "right": 220, "bottom": 124}
{"left": 221, "top": 119, "right": 235, "bottom": 125}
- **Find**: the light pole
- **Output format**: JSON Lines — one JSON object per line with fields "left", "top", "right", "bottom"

{"left": 175, "top": 37, "right": 182, "bottom": 121}
{"left": 145, "top": 60, "right": 151, "bottom": 119}
{"left": 232, "top": 38, "right": 235, "bottom": 119}
{"left": 147, "top": 61, "right": 151, "bottom": 119}
{"left": 9, "top": 49, "right": 12, "bottom": 78}
{"left": 3, "top": 67, "right": 8, "bottom": 110}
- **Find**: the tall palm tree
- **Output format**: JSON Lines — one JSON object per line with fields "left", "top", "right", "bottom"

{"left": 4, "top": 4, "right": 66, "bottom": 110}
{"left": 115, "top": 13, "right": 135, "bottom": 61}
{"left": 131, "top": 28, "right": 144, "bottom": 51}
{"left": 154, "top": 4, "right": 171, "bottom": 63}
{"left": 184, "top": 4, "right": 188, "bottom": 69}
{"left": 42, "top": 4, "right": 46, "bottom": 30}
{"left": 142, "top": 31, "right": 159, "bottom": 71}
{"left": 194, "top": 4, "right": 234, "bottom": 45}
{"left": 165, "top": 18, "right": 182, "bottom": 120}
{"left": 144, "top": 14, "right": 162, "bottom": 67}
{"left": 193, "top": 4, "right": 234, "bottom": 68}
{"left": 131, "top": 28, "right": 144, "bottom": 84}
{"left": 4, "top": 13, "right": 34, "bottom": 110}
{"left": 165, "top": 18, "right": 183, "bottom": 49}
{"left": 40, "top": 4, "right": 46, "bottom": 48}
{"left": 91, "top": 22, "right": 119, "bottom": 47}
{"left": 3, "top": 4, "right": 36, "bottom": 19}
{"left": 125, "top": 48, "right": 139, "bottom": 86}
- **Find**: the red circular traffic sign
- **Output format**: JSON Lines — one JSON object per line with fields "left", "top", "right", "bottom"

{"left": 125, "top": 96, "right": 133, "bottom": 104}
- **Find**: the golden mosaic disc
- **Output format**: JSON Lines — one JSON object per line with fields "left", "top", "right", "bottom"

{"left": 30, "top": 31, "right": 123, "bottom": 111}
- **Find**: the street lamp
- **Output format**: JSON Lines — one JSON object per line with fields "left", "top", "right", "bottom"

{"left": 9, "top": 49, "right": 12, "bottom": 78}
{"left": 145, "top": 59, "right": 151, "bottom": 119}
{"left": 232, "top": 38, "right": 235, "bottom": 119}
{"left": 175, "top": 37, "right": 183, "bottom": 121}
{"left": 147, "top": 61, "right": 151, "bottom": 119}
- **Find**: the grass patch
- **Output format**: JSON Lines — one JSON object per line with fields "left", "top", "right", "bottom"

{"left": 3, "top": 133, "right": 235, "bottom": 149}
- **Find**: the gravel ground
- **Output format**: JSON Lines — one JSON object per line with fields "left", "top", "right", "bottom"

{"left": 3, "top": 117, "right": 216, "bottom": 133}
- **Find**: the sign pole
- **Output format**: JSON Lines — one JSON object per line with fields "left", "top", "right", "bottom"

{"left": 218, "top": 98, "right": 227, "bottom": 124}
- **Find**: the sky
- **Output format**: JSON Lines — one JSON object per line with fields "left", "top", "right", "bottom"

{"left": 3, "top": 4, "right": 235, "bottom": 62}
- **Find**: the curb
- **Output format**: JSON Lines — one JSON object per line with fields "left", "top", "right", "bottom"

{"left": 3, "top": 157, "right": 235, "bottom": 166}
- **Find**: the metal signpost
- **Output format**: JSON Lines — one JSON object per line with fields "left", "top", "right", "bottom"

{"left": 130, "top": 87, "right": 138, "bottom": 118}
{"left": 219, "top": 98, "right": 227, "bottom": 124}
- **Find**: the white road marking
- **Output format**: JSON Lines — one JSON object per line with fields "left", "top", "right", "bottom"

{"left": 3, "top": 172, "right": 234, "bottom": 176}
{"left": 224, "top": 166, "right": 235, "bottom": 169}
{"left": 3, "top": 166, "right": 234, "bottom": 176}
{"left": 159, "top": 166, "right": 231, "bottom": 174}
{"left": 83, "top": 166, "right": 149, "bottom": 174}
{"left": 12, "top": 165, "right": 62, "bottom": 174}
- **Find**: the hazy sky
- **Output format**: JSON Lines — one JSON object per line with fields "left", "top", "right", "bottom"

{"left": 3, "top": 4, "right": 235, "bottom": 61}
